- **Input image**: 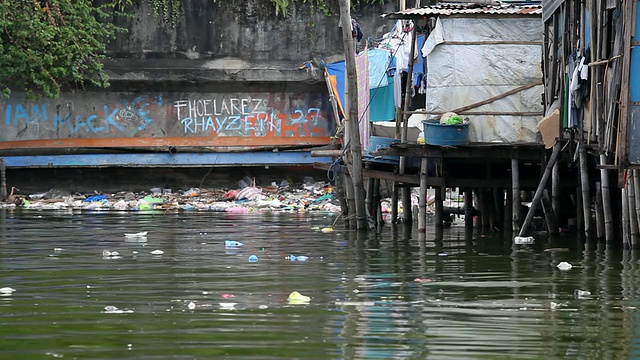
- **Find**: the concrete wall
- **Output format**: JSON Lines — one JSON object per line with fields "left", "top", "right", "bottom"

{"left": 104, "top": 0, "right": 397, "bottom": 63}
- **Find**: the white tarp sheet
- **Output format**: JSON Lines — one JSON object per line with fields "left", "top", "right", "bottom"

{"left": 424, "top": 17, "right": 544, "bottom": 143}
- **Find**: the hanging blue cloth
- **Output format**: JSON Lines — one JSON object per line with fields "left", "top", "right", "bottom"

{"left": 367, "top": 48, "right": 391, "bottom": 89}
{"left": 369, "top": 77, "right": 396, "bottom": 122}
{"left": 413, "top": 35, "right": 425, "bottom": 88}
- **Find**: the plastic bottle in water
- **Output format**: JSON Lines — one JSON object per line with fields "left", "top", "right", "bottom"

{"left": 287, "top": 255, "right": 309, "bottom": 262}
{"left": 224, "top": 240, "right": 244, "bottom": 248}
{"left": 248, "top": 255, "right": 259, "bottom": 262}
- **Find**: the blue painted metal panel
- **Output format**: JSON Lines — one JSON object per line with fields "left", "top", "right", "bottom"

{"left": 636, "top": 1, "right": 640, "bottom": 39}
{"left": 631, "top": 45, "right": 640, "bottom": 102}
{"left": 1, "top": 152, "right": 334, "bottom": 168}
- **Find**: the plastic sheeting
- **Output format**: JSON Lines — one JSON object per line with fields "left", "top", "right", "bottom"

{"left": 424, "top": 17, "right": 544, "bottom": 144}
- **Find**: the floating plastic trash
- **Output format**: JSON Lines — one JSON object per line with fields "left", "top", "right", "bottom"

{"left": 151, "top": 250, "right": 164, "bottom": 255}
{"left": 514, "top": 236, "right": 535, "bottom": 245}
{"left": 125, "top": 231, "right": 148, "bottom": 237}
{"left": 413, "top": 278, "right": 432, "bottom": 283}
{"left": 53, "top": 248, "right": 64, "bottom": 252}
{"left": 0, "top": 287, "right": 15, "bottom": 294}
{"left": 287, "top": 291, "right": 311, "bottom": 304}
{"left": 187, "top": 301, "right": 196, "bottom": 310}
{"left": 287, "top": 255, "right": 309, "bottom": 262}
{"left": 102, "top": 250, "right": 120, "bottom": 257}
{"left": 321, "top": 227, "right": 334, "bottom": 233}
{"left": 556, "top": 261, "right": 572, "bottom": 271}
{"left": 219, "top": 302, "right": 237, "bottom": 310}
{"left": 224, "top": 240, "right": 244, "bottom": 248}
{"left": 248, "top": 255, "right": 259, "bottom": 262}
{"left": 574, "top": 289, "right": 591, "bottom": 299}
{"left": 221, "top": 293, "right": 235, "bottom": 299}
{"left": 102, "top": 305, "right": 133, "bottom": 314}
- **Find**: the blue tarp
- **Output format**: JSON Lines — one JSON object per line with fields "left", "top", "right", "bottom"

{"left": 325, "top": 60, "right": 346, "bottom": 116}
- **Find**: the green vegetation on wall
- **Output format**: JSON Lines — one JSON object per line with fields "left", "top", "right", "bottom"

{"left": 113, "top": 0, "right": 385, "bottom": 23}
{"left": 0, "top": 0, "right": 123, "bottom": 98}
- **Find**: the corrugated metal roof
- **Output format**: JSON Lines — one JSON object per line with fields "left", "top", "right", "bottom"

{"left": 383, "top": 2, "right": 542, "bottom": 18}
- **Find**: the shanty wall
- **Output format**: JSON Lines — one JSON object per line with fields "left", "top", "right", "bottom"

{"left": 425, "top": 16, "right": 544, "bottom": 144}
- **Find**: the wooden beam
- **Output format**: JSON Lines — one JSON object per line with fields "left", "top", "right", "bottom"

{"left": 450, "top": 82, "right": 543, "bottom": 114}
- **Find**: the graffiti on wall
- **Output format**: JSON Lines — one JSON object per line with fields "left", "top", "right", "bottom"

{"left": 0, "top": 93, "right": 332, "bottom": 141}
{"left": 173, "top": 97, "right": 327, "bottom": 137}
{"left": 3, "top": 96, "right": 164, "bottom": 137}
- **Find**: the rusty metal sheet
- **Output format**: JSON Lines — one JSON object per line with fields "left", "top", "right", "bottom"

{"left": 0, "top": 91, "right": 334, "bottom": 150}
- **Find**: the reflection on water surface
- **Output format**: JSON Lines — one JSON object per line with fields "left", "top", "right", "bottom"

{"left": 0, "top": 210, "right": 638, "bottom": 359}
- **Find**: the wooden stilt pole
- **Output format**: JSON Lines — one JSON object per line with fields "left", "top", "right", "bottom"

{"left": 391, "top": 185, "right": 399, "bottom": 224}
{"left": 579, "top": 143, "right": 592, "bottom": 238}
{"left": 336, "top": 169, "right": 350, "bottom": 228}
{"left": 473, "top": 189, "right": 482, "bottom": 229}
{"left": 576, "top": 185, "right": 584, "bottom": 234}
{"left": 399, "top": 24, "right": 418, "bottom": 225}
{"left": 479, "top": 189, "right": 490, "bottom": 230}
{"left": 504, "top": 187, "right": 512, "bottom": 231}
{"left": 634, "top": 170, "right": 640, "bottom": 240}
{"left": 511, "top": 158, "right": 521, "bottom": 232}
{"left": 418, "top": 158, "right": 428, "bottom": 232}
{"left": 344, "top": 173, "right": 355, "bottom": 228}
{"left": 595, "top": 182, "right": 605, "bottom": 241}
{"left": 338, "top": 0, "right": 367, "bottom": 230}
{"left": 622, "top": 186, "right": 630, "bottom": 248}
{"left": 519, "top": 143, "right": 562, "bottom": 237}
{"left": 374, "top": 178, "right": 383, "bottom": 230}
{"left": 541, "top": 189, "right": 559, "bottom": 235}
{"left": 600, "top": 154, "right": 614, "bottom": 241}
{"left": 435, "top": 185, "right": 443, "bottom": 228}
{"left": 0, "top": 158, "right": 6, "bottom": 201}
{"left": 628, "top": 171, "right": 639, "bottom": 246}
{"left": 494, "top": 188, "right": 504, "bottom": 230}
{"left": 366, "top": 177, "right": 374, "bottom": 217}
{"left": 552, "top": 144, "right": 560, "bottom": 217}
{"left": 464, "top": 188, "right": 474, "bottom": 229}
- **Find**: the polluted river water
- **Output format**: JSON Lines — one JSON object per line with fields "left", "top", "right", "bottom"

{"left": 0, "top": 209, "right": 639, "bottom": 359}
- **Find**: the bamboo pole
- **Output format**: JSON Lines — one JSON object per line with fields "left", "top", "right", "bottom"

{"left": 418, "top": 157, "right": 428, "bottom": 232}
{"left": 628, "top": 171, "right": 639, "bottom": 246}
{"left": 519, "top": 144, "right": 562, "bottom": 237}
{"left": 579, "top": 144, "right": 592, "bottom": 238}
{"left": 600, "top": 154, "right": 614, "bottom": 241}
{"left": 511, "top": 158, "right": 521, "bottom": 232}
{"left": 338, "top": 0, "right": 368, "bottom": 230}
{"left": 595, "top": 181, "right": 605, "bottom": 241}
{"left": 399, "top": 25, "right": 418, "bottom": 224}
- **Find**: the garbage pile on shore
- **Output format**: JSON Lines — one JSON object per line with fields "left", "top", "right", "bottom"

{"left": 0, "top": 177, "right": 343, "bottom": 213}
